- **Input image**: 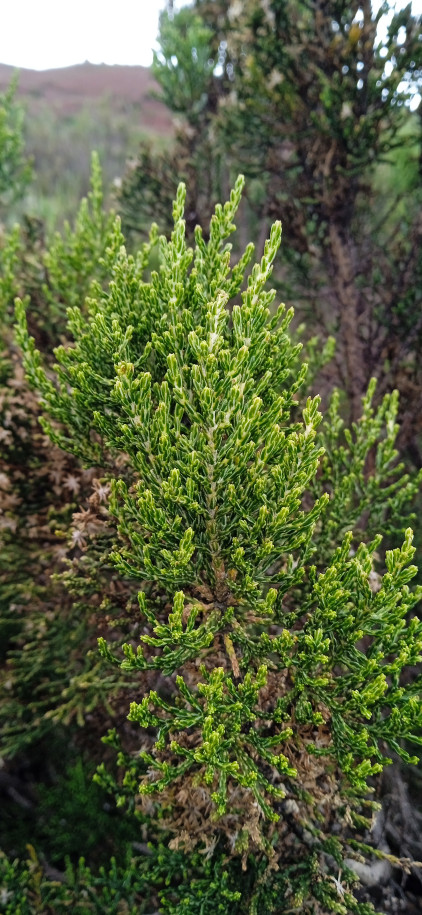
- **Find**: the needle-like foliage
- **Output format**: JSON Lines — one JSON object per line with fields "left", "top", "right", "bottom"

{"left": 15, "top": 179, "right": 422, "bottom": 913}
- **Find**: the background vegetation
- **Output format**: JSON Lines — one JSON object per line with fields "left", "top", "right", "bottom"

{"left": 0, "top": 1, "right": 422, "bottom": 911}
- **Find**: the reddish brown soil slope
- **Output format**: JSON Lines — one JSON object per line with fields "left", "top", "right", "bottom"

{"left": 0, "top": 62, "right": 173, "bottom": 136}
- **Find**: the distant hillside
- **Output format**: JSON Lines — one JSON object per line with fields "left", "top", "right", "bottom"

{"left": 0, "top": 61, "right": 173, "bottom": 137}
{"left": 0, "top": 62, "right": 174, "bottom": 229}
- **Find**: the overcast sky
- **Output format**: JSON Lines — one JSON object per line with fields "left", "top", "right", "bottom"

{"left": 1, "top": 0, "right": 421, "bottom": 72}
{"left": 0, "top": 0, "right": 177, "bottom": 71}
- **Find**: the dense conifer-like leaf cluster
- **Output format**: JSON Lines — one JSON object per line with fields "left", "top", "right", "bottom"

{"left": 14, "top": 178, "right": 422, "bottom": 911}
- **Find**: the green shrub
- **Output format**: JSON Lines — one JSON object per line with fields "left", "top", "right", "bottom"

{"left": 0, "top": 77, "right": 32, "bottom": 221}
{"left": 15, "top": 178, "right": 422, "bottom": 913}
{"left": 0, "top": 153, "right": 122, "bottom": 339}
{"left": 0, "top": 158, "right": 139, "bottom": 769}
{"left": 0, "top": 845, "right": 152, "bottom": 914}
